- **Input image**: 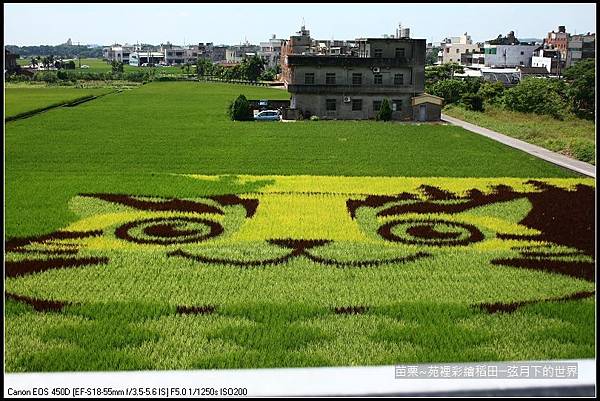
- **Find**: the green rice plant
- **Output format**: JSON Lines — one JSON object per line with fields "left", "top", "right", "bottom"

{"left": 4, "top": 81, "right": 594, "bottom": 372}
{"left": 4, "top": 175, "right": 595, "bottom": 371}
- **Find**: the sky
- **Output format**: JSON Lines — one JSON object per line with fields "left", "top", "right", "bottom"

{"left": 4, "top": 3, "right": 597, "bottom": 46}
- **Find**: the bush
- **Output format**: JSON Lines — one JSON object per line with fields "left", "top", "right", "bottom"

{"left": 260, "top": 68, "right": 277, "bottom": 81}
{"left": 155, "top": 75, "right": 179, "bottom": 82}
{"left": 502, "top": 77, "right": 568, "bottom": 119}
{"left": 461, "top": 93, "right": 485, "bottom": 112}
{"left": 463, "top": 77, "right": 484, "bottom": 94}
{"left": 428, "top": 79, "right": 470, "bottom": 104}
{"left": 7, "top": 73, "right": 31, "bottom": 83}
{"left": 568, "top": 138, "right": 595, "bottom": 164}
{"left": 123, "top": 70, "right": 154, "bottom": 83}
{"left": 228, "top": 94, "right": 254, "bottom": 121}
{"left": 33, "top": 71, "right": 59, "bottom": 83}
{"left": 477, "top": 81, "right": 505, "bottom": 103}
{"left": 376, "top": 98, "right": 392, "bottom": 121}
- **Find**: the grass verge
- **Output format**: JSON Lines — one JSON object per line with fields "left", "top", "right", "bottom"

{"left": 443, "top": 104, "right": 595, "bottom": 164}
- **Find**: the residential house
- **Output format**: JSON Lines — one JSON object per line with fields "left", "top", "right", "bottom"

{"left": 128, "top": 51, "right": 165, "bottom": 66}
{"left": 5, "top": 49, "right": 19, "bottom": 74}
{"left": 545, "top": 26, "right": 569, "bottom": 59}
{"left": 282, "top": 37, "right": 429, "bottom": 120}
{"left": 102, "top": 44, "right": 134, "bottom": 64}
{"left": 531, "top": 46, "right": 563, "bottom": 75}
{"left": 259, "top": 34, "right": 285, "bottom": 68}
{"left": 483, "top": 31, "right": 537, "bottom": 67}
{"left": 438, "top": 33, "right": 482, "bottom": 64}
{"left": 225, "top": 42, "right": 260, "bottom": 63}
{"left": 566, "top": 33, "right": 595, "bottom": 67}
{"left": 161, "top": 43, "right": 199, "bottom": 65}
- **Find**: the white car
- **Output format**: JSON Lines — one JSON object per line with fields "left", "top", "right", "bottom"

{"left": 80, "top": 65, "right": 90, "bottom": 69}
{"left": 254, "top": 110, "right": 281, "bottom": 121}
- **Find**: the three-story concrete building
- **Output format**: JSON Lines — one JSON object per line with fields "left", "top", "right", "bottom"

{"left": 282, "top": 37, "right": 426, "bottom": 120}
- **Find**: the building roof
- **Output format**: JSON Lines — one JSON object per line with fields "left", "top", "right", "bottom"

{"left": 517, "top": 66, "right": 550, "bottom": 75}
{"left": 131, "top": 52, "right": 165, "bottom": 57}
{"left": 355, "top": 37, "right": 424, "bottom": 42}
{"left": 412, "top": 93, "right": 444, "bottom": 106}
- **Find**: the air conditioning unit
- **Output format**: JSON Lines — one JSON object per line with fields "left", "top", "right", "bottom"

{"left": 372, "top": 67, "right": 380, "bottom": 73}
{"left": 343, "top": 96, "right": 352, "bottom": 103}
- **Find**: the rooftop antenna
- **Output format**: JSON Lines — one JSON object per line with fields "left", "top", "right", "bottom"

{"left": 301, "top": 17, "right": 305, "bottom": 29}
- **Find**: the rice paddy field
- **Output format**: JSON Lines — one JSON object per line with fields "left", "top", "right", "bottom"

{"left": 4, "top": 81, "right": 595, "bottom": 372}
{"left": 5, "top": 86, "right": 113, "bottom": 119}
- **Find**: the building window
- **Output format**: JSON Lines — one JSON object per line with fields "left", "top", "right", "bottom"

{"left": 392, "top": 100, "right": 402, "bottom": 112}
{"left": 326, "top": 73, "right": 336, "bottom": 85}
{"left": 352, "top": 73, "right": 362, "bottom": 85}
{"left": 374, "top": 73, "right": 383, "bottom": 85}
{"left": 351, "top": 99, "right": 362, "bottom": 111}
{"left": 520, "top": 51, "right": 524, "bottom": 55}
{"left": 456, "top": 48, "right": 460, "bottom": 53}
{"left": 394, "top": 73, "right": 404, "bottom": 86}
{"left": 373, "top": 48, "right": 383, "bottom": 58}
{"left": 395, "top": 48, "right": 405, "bottom": 58}
{"left": 304, "top": 73, "right": 315, "bottom": 84}
{"left": 520, "top": 61, "right": 524, "bottom": 65}
{"left": 326, "top": 99, "right": 337, "bottom": 111}
{"left": 373, "top": 100, "right": 382, "bottom": 111}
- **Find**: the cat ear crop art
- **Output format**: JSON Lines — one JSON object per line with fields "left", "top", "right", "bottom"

{"left": 5, "top": 175, "right": 595, "bottom": 371}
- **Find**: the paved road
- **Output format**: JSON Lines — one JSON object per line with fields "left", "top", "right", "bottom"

{"left": 441, "top": 114, "right": 596, "bottom": 178}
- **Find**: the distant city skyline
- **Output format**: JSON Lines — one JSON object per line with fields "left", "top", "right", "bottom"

{"left": 4, "top": 3, "right": 597, "bottom": 46}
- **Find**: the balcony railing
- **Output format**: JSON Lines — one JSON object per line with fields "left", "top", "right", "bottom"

{"left": 287, "top": 84, "right": 417, "bottom": 94}
{"left": 286, "top": 55, "right": 415, "bottom": 68}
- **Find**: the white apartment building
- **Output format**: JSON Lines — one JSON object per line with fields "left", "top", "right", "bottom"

{"left": 482, "top": 31, "right": 537, "bottom": 68}
{"left": 102, "top": 44, "right": 135, "bottom": 64}
{"left": 128, "top": 52, "right": 165, "bottom": 66}
{"left": 483, "top": 43, "right": 537, "bottom": 67}
{"left": 438, "top": 33, "right": 481, "bottom": 64}
{"left": 531, "top": 47, "right": 563, "bottom": 75}
{"left": 259, "top": 35, "right": 285, "bottom": 68}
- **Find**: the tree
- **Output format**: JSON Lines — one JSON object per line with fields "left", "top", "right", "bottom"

{"left": 241, "top": 55, "right": 266, "bottom": 82}
{"left": 30, "top": 57, "right": 38, "bottom": 67}
{"left": 563, "top": 59, "right": 595, "bottom": 120}
{"left": 182, "top": 62, "right": 192, "bottom": 75}
{"left": 260, "top": 67, "right": 278, "bottom": 81}
{"left": 196, "top": 58, "right": 214, "bottom": 77}
{"left": 428, "top": 79, "right": 470, "bottom": 104}
{"left": 111, "top": 60, "right": 124, "bottom": 73}
{"left": 425, "top": 46, "right": 441, "bottom": 66}
{"left": 477, "top": 81, "right": 505, "bottom": 103}
{"left": 425, "top": 62, "right": 464, "bottom": 87}
{"left": 376, "top": 98, "right": 392, "bottom": 121}
{"left": 228, "top": 94, "right": 254, "bottom": 121}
